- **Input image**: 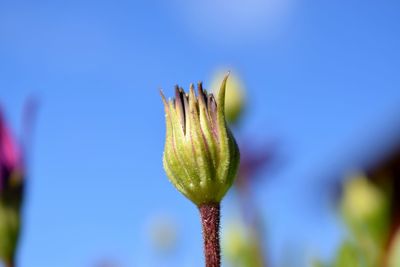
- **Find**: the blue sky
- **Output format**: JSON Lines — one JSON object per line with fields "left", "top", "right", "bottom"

{"left": 1, "top": 0, "right": 400, "bottom": 266}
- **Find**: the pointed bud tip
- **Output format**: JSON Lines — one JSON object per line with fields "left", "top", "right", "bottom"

{"left": 217, "top": 72, "right": 230, "bottom": 112}
{"left": 159, "top": 89, "right": 168, "bottom": 106}
{"left": 197, "top": 81, "right": 203, "bottom": 92}
{"left": 189, "top": 83, "right": 196, "bottom": 97}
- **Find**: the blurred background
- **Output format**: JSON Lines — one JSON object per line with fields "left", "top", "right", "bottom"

{"left": 1, "top": 0, "right": 400, "bottom": 266}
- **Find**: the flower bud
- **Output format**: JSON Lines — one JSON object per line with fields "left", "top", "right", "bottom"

{"left": 0, "top": 111, "right": 24, "bottom": 264}
{"left": 211, "top": 71, "right": 245, "bottom": 124}
{"left": 341, "top": 172, "right": 386, "bottom": 223}
{"left": 161, "top": 74, "right": 240, "bottom": 206}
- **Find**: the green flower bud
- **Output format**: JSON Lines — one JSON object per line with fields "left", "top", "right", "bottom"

{"left": 341, "top": 172, "right": 386, "bottom": 222}
{"left": 223, "top": 220, "right": 264, "bottom": 267}
{"left": 211, "top": 71, "right": 245, "bottom": 124}
{"left": 161, "top": 74, "right": 240, "bottom": 206}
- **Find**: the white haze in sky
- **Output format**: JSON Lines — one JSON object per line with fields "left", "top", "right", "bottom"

{"left": 171, "top": 0, "right": 294, "bottom": 45}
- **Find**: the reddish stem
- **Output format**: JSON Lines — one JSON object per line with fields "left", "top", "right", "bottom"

{"left": 5, "top": 259, "right": 15, "bottom": 267}
{"left": 199, "top": 203, "right": 221, "bottom": 267}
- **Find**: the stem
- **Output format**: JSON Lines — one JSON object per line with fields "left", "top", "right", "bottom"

{"left": 199, "top": 203, "right": 221, "bottom": 267}
{"left": 5, "top": 259, "right": 15, "bottom": 267}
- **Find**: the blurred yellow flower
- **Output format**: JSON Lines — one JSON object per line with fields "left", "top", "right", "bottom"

{"left": 341, "top": 172, "right": 385, "bottom": 221}
{"left": 222, "top": 219, "right": 264, "bottom": 267}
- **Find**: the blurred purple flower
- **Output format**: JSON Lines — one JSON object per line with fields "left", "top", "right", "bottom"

{"left": 0, "top": 105, "right": 33, "bottom": 266}
{"left": 236, "top": 139, "right": 277, "bottom": 189}
{"left": 0, "top": 110, "right": 24, "bottom": 197}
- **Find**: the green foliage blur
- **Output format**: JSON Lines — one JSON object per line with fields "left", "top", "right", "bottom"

{"left": 314, "top": 172, "right": 400, "bottom": 267}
